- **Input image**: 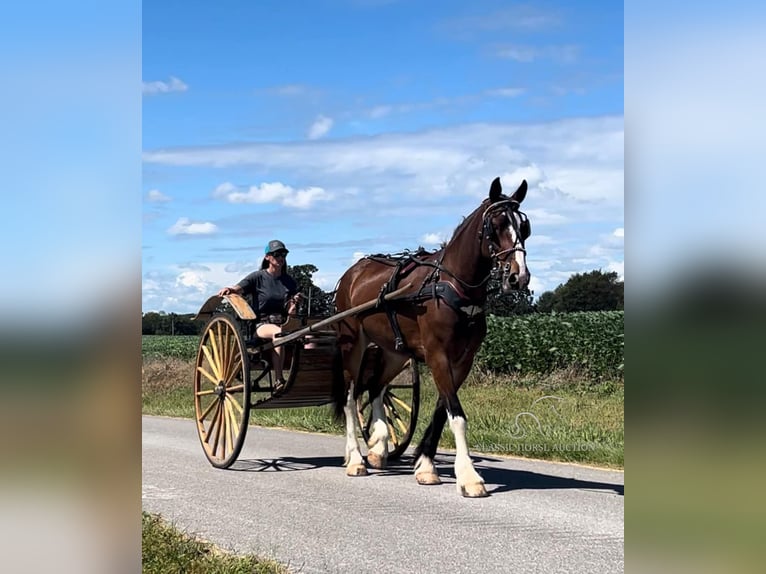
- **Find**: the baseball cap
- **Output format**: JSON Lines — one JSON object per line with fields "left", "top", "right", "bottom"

{"left": 265, "top": 239, "right": 289, "bottom": 255}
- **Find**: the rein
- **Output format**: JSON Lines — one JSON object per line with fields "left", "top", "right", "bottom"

{"left": 365, "top": 195, "right": 527, "bottom": 302}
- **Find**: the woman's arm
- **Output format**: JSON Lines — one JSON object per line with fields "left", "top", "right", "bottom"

{"left": 217, "top": 285, "right": 244, "bottom": 297}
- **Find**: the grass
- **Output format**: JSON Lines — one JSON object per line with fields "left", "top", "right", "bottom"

{"left": 142, "top": 357, "right": 623, "bottom": 468}
{"left": 142, "top": 511, "right": 290, "bottom": 574}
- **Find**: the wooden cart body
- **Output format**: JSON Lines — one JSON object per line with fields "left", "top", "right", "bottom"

{"left": 192, "top": 290, "right": 419, "bottom": 468}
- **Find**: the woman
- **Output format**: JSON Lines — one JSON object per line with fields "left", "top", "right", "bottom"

{"left": 218, "top": 239, "right": 302, "bottom": 391}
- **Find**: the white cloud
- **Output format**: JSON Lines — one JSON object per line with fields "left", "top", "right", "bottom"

{"left": 144, "top": 118, "right": 622, "bottom": 211}
{"left": 213, "top": 181, "right": 333, "bottom": 209}
{"left": 142, "top": 76, "right": 188, "bottom": 95}
{"left": 284, "top": 186, "right": 333, "bottom": 208}
{"left": 607, "top": 260, "right": 624, "bottom": 281}
{"left": 351, "top": 251, "right": 365, "bottom": 263}
{"left": 146, "top": 189, "right": 171, "bottom": 202}
{"left": 176, "top": 271, "right": 207, "bottom": 291}
{"left": 421, "top": 232, "right": 446, "bottom": 246}
{"left": 496, "top": 44, "right": 579, "bottom": 64}
{"left": 143, "top": 116, "right": 623, "bottom": 311}
{"left": 308, "top": 115, "right": 333, "bottom": 140}
{"left": 167, "top": 218, "right": 218, "bottom": 236}
{"left": 485, "top": 87, "right": 526, "bottom": 98}
{"left": 369, "top": 105, "right": 393, "bottom": 119}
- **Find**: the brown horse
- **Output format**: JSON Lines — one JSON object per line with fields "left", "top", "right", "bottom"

{"left": 333, "top": 177, "right": 531, "bottom": 497}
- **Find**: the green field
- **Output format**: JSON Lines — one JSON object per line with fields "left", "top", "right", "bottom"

{"left": 142, "top": 355, "right": 623, "bottom": 468}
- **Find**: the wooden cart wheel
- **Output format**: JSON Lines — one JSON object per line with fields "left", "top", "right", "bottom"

{"left": 194, "top": 314, "right": 251, "bottom": 468}
{"left": 357, "top": 358, "right": 420, "bottom": 460}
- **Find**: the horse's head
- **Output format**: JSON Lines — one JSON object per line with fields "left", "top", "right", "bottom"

{"left": 481, "top": 177, "right": 531, "bottom": 293}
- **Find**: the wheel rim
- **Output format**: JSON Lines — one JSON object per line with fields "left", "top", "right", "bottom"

{"left": 194, "top": 315, "right": 250, "bottom": 467}
{"left": 357, "top": 359, "right": 419, "bottom": 459}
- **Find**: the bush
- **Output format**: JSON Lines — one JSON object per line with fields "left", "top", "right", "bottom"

{"left": 475, "top": 311, "right": 624, "bottom": 379}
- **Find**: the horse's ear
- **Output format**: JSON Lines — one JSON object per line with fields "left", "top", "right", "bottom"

{"left": 510, "top": 179, "right": 528, "bottom": 204}
{"left": 489, "top": 177, "right": 502, "bottom": 202}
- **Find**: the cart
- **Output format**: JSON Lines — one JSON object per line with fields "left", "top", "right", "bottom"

{"left": 192, "top": 286, "right": 420, "bottom": 468}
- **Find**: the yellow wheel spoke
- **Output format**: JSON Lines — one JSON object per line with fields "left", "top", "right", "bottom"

{"left": 208, "top": 402, "right": 222, "bottom": 452}
{"left": 224, "top": 352, "right": 243, "bottom": 386}
{"left": 201, "top": 344, "right": 221, "bottom": 380}
{"left": 197, "top": 366, "right": 218, "bottom": 386}
{"left": 224, "top": 400, "right": 237, "bottom": 450}
{"left": 196, "top": 389, "right": 216, "bottom": 397}
{"left": 386, "top": 419, "right": 399, "bottom": 447}
{"left": 211, "top": 323, "right": 222, "bottom": 373}
{"left": 393, "top": 413, "right": 408, "bottom": 434}
{"left": 198, "top": 396, "right": 218, "bottom": 421}
{"left": 227, "top": 394, "right": 244, "bottom": 415}
{"left": 220, "top": 327, "right": 231, "bottom": 381}
{"left": 389, "top": 393, "right": 412, "bottom": 413}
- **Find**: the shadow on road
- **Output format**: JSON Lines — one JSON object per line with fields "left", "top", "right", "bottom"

{"left": 438, "top": 452, "right": 624, "bottom": 496}
{"left": 228, "top": 453, "right": 623, "bottom": 497}
{"left": 230, "top": 456, "right": 343, "bottom": 472}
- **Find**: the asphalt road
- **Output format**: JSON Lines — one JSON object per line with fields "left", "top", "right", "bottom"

{"left": 142, "top": 415, "right": 623, "bottom": 574}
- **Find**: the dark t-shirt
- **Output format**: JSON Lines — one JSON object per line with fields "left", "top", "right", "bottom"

{"left": 237, "top": 269, "right": 298, "bottom": 319}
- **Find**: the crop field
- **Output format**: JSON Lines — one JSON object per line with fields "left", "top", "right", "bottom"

{"left": 142, "top": 311, "right": 624, "bottom": 467}
{"left": 142, "top": 311, "right": 624, "bottom": 378}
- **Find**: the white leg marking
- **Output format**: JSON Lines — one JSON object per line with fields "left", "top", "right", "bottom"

{"left": 448, "top": 414, "right": 487, "bottom": 497}
{"left": 414, "top": 454, "right": 441, "bottom": 485}
{"left": 366, "top": 393, "right": 389, "bottom": 467}
{"left": 343, "top": 385, "right": 367, "bottom": 476}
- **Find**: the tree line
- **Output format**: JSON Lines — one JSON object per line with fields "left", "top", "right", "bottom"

{"left": 142, "top": 265, "right": 623, "bottom": 335}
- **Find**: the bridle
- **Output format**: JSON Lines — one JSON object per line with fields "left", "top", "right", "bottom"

{"left": 479, "top": 199, "right": 530, "bottom": 282}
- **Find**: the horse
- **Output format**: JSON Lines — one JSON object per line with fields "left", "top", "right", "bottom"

{"left": 332, "top": 177, "right": 531, "bottom": 497}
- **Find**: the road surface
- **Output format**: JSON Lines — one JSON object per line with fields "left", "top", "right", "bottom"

{"left": 142, "top": 415, "right": 623, "bottom": 573}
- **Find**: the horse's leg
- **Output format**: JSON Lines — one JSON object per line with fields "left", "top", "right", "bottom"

{"left": 366, "top": 352, "right": 407, "bottom": 470}
{"left": 426, "top": 350, "right": 487, "bottom": 497}
{"left": 446, "top": 395, "right": 487, "bottom": 497}
{"left": 343, "top": 381, "right": 368, "bottom": 476}
{"left": 340, "top": 330, "right": 370, "bottom": 477}
{"left": 412, "top": 397, "right": 447, "bottom": 485}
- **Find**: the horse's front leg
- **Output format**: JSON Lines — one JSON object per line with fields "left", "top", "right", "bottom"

{"left": 447, "top": 404, "right": 487, "bottom": 498}
{"left": 426, "top": 349, "right": 487, "bottom": 497}
{"left": 343, "top": 384, "right": 368, "bottom": 476}
{"left": 366, "top": 393, "right": 389, "bottom": 469}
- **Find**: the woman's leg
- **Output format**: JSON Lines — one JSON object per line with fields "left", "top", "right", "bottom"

{"left": 255, "top": 323, "right": 285, "bottom": 381}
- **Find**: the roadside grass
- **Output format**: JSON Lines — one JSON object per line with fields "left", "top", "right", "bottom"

{"left": 142, "top": 358, "right": 623, "bottom": 468}
{"left": 142, "top": 511, "right": 289, "bottom": 574}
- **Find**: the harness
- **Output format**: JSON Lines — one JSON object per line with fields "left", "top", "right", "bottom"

{"left": 362, "top": 197, "right": 530, "bottom": 352}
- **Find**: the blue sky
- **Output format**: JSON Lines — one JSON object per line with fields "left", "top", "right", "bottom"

{"left": 142, "top": 0, "right": 623, "bottom": 313}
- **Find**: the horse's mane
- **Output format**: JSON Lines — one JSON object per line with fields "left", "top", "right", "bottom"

{"left": 446, "top": 197, "right": 497, "bottom": 245}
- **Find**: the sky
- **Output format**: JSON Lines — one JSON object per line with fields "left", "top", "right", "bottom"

{"left": 142, "top": 0, "right": 623, "bottom": 314}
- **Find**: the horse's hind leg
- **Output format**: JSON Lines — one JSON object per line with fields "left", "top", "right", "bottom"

{"left": 343, "top": 381, "right": 367, "bottom": 476}
{"left": 340, "top": 329, "right": 369, "bottom": 477}
{"left": 366, "top": 351, "right": 407, "bottom": 470}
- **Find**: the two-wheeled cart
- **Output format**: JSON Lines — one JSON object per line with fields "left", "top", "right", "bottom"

{"left": 192, "top": 286, "right": 420, "bottom": 468}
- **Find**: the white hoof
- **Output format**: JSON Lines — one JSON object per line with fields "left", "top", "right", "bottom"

{"left": 415, "top": 472, "right": 442, "bottom": 485}
{"left": 367, "top": 452, "right": 387, "bottom": 470}
{"left": 458, "top": 482, "right": 488, "bottom": 498}
{"left": 346, "top": 463, "right": 368, "bottom": 477}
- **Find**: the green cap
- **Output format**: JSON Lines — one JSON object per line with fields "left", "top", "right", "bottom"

{"left": 265, "top": 239, "right": 288, "bottom": 254}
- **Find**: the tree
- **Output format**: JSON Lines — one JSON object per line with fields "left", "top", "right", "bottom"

{"left": 536, "top": 291, "right": 556, "bottom": 313}
{"left": 544, "top": 270, "right": 624, "bottom": 312}
{"left": 286, "top": 263, "right": 335, "bottom": 316}
{"left": 485, "top": 278, "right": 536, "bottom": 316}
